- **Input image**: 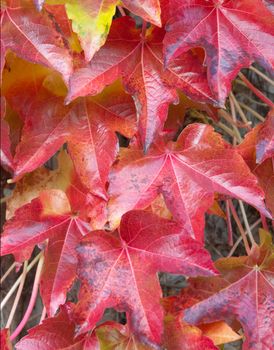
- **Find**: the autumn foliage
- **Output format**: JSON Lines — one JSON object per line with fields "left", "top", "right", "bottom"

{"left": 0, "top": 0, "right": 274, "bottom": 349}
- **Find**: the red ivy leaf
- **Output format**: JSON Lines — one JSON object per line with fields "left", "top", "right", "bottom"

{"left": 96, "top": 322, "right": 155, "bottom": 349}
{"left": 0, "top": 97, "right": 14, "bottom": 172}
{"left": 256, "top": 111, "right": 274, "bottom": 164}
{"left": 164, "top": 0, "right": 274, "bottom": 104}
{"left": 1, "top": 0, "right": 72, "bottom": 84}
{"left": 122, "top": 0, "right": 162, "bottom": 27}
{"left": 46, "top": 0, "right": 161, "bottom": 62}
{"left": 254, "top": 158, "right": 274, "bottom": 216}
{"left": 162, "top": 298, "right": 218, "bottom": 350}
{"left": 237, "top": 117, "right": 274, "bottom": 215}
{"left": 9, "top": 80, "right": 136, "bottom": 198}
{"left": 108, "top": 123, "right": 269, "bottom": 240}
{"left": 184, "top": 231, "right": 274, "bottom": 350}
{"left": 1, "top": 190, "right": 90, "bottom": 316}
{"left": 15, "top": 306, "right": 76, "bottom": 350}
{"left": 0, "top": 329, "right": 12, "bottom": 350}
{"left": 73, "top": 210, "right": 217, "bottom": 344}
{"left": 5, "top": 149, "right": 107, "bottom": 229}
{"left": 68, "top": 16, "right": 216, "bottom": 150}
{"left": 15, "top": 305, "right": 97, "bottom": 350}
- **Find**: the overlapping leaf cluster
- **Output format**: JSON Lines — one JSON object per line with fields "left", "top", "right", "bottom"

{"left": 0, "top": 0, "right": 273, "bottom": 349}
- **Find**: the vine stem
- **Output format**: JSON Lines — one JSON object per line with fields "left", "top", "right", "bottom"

{"left": 238, "top": 200, "right": 255, "bottom": 246}
{"left": 238, "top": 72, "right": 274, "bottom": 108}
{"left": 228, "top": 199, "right": 251, "bottom": 255}
{"left": 217, "top": 121, "right": 241, "bottom": 141}
{"left": 219, "top": 109, "right": 249, "bottom": 129}
{"left": 1, "top": 253, "right": 42, "bottom": 310}
{"left": 235, "top": 90, "right": 267, "bottom": 106}
{"left": 141, "top": 20, "right": 147, "bottom": 39}
{"left": 1, "top": 262, "right": 16, "bottom": 284}
{"left": 6, "top": 261, "right": 28, "bottom": 329}
{"left": 260, "top": 213, "right": 269, "bottom": 231}
{"left": 229, "top": 94, "right": 237, "bottom": 146}
{"left": 230, "top": 92, "right": 251, "bottom": 127}
{"left": 0, "top": 195, "right": 12, "bottom": 204}
{"left": 250, "top": 66, "right": 274, "bottom": 87}
{"left": 39, "top": 307, "right": 47, "bottom": 324}
{"left": 228, "top": 218, "right": 261, "bottom": 257}
{"left": 226, "top": 200, "right": 233, "bottom": 246}
{"left": 238, "top": 102, "right": 264, "bottom": 122}
{"left": 10, "top": 254, "right": 44, "bottom": 341}
{"left": 117, "top": 5, "right": 126, "bottom": 16}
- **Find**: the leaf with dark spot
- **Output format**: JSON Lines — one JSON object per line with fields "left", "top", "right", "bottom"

{"left": 183, "top": 230, "right": 274, "bottom": 350}
{"left": 68, "top": 16, "right": 216, "bottom": 151}
{"left": 74, "top": 210, "right": 217, "bottom": 344}
{"left": 108, "top": 123, "right": 269, "bottom": 240}
{"left": 163, "top": 0, "right": 274, "bottom": 104}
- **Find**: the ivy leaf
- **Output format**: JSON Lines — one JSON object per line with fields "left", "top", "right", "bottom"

{"left": 108, "top": 123, "right": 269, "bottom": 240}
{"left": 15, "top": 306, "right": 76, "bottom": 350}
{"left": 256, "top": 111, "right": 274, "bottom": 164}
{"left": 1, "top": 0, "right": 72, "bottom": 84}
{"left": 122, "top": 0, "right": 161, "bottom": 27}
{"left": 162, "top": 289, "right": 242, "bottom": 348}
{"left": 254, "top": 158, "right": 274, "bottom": 216}
{"left": 15, "top": 305, "right": 98, "bottom": 350}
{"left": 5, "top": 150, "right": 107, "bottom": 230}
{"left": 1, "top": 189, "right": 90, "bottom": 316}
{"left": 6, "top": 67, "right": 136, "bottom": 198}
{"left": 163, "top": 0, "right": 274, "bottom": 104}
{"left": 198, "top": 321, "right": 242, "bottom": 346}
{"left": 184, "top": 230, "right": 274, "bottom": 350}
{"left": 46, "top": 0, "right": 161, "bottom": 62}
{"left": 0, "top": 97, "right": 14, "bottom": 172}
{"left": 74, "top": 210, "right": 217, "bottom": 343}
{"left": 96, "top": 322, "right": 155, "bottom": 349}
{"left": 68, "top": 16, "right": 216, "bottom": 151}
{"left": 64, "top": 0, "right": 117, "bottom": 62}
{"left": 0, "top": 329, "right": 12, "bottom": 350}
{"left": 237, "top": 119, "right": 274, "bottom": 215}
{"left": 162, "top": 297, "right": 218, "bottom": 350}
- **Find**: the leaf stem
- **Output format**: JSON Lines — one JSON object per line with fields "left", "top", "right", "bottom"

{"left": 0, "top": 195, "right": 13, "bottom": 204}
{"left": 10, "top": 254, "right": 44, "bottom": 341}
{"left": 229, "top": 94, "right": 237, "bottom": 146}
{"left": 219, "top": 109, "right": 249, "bottom": 129}
{"left": 228, "top": 199, "right": 251, "bottom": 255}
{"left": 230, "top": 92, "right": 251, "bottom": 127}
{"left": 227, "top": 218, "right": 261, "bottom": 257}
{"left": 226, "top": 200, "right": 233, "bottom": 246}
{"left": 1, "top": 253, "right": 42, "bottom": 310}
{"left": 238, "top": 72, "right": 274, "bottom": 108}
{"left": 217, "top": 121, "right": 242, "bottom": 142}
{"left": 1, "top": 262, "right": 16, "bottom": 284}
{"left": 39, "top": 307, "right": 47, "bottom": 324}
{"left": 5, "top": 261, "right": 28, "bottom": 329}
{"left": 238, "top": 102, "right": 264, "bottom": 122}
{"left": 234, "top": 91, "right": 267, "bottom": 106}
{"left": 141, "top": 21, "right": 147, "bottom": 39}
{"left": 250, "top": 66, "right": 274, "bottom": 87}
{"left": 260, "top": 213, "right": 269, "bottom": 231}
{"left": 117, "top": 6, "right": 126, "bottom": 16}
{"left": 238, "top": 200, "right": 255, "bottom": 246}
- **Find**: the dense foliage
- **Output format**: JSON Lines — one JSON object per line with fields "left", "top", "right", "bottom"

{"left": 0, "top": 0, "right": 273, "bottom": 349}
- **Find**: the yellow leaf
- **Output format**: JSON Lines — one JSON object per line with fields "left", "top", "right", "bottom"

{"left": 198, "top": 321, "right": 242, "bottom": 346}
{"left": 6, "top": 151, "right": 74, "bottom": 219}
{"left": 65, "top": 0, "right": 117, "bottom": 61}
